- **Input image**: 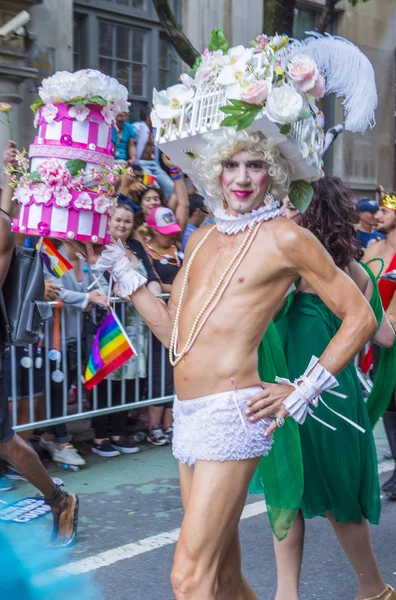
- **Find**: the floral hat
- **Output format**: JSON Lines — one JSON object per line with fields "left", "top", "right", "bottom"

{"left": 151, "top": 30, "right": 377, "bottom": 211}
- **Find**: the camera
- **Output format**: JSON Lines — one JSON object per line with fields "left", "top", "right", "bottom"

{"left": 0, "top": 11, "right": 31, "bottom": 38}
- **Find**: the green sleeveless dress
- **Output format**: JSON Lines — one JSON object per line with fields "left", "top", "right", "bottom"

{"left": 282, "top": 292, "right": 381, "bottom": 523}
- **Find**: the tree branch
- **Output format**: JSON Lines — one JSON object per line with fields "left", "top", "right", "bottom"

{"left": 316, "top": 0, "right": 338, "bottom": 34}
{"left": 152, "top": 0, "right": 199, "bottom": 68}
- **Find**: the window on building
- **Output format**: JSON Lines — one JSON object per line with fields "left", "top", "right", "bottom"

{"left": 73, "top": 14, "right": 86, "bottom": 71}
{"left": 98, "top": 21, "right": 147, "bottom": 98}
{"left": 158, "top": 33, "right": 173, "bottom": 91}
{"left": 104, "top": 0, "right": 147, "bottom": 8}
{"left": 293, "top": 6, "right": 322, "bottom": 39}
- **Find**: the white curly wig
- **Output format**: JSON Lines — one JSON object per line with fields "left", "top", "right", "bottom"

{"left": 193, "top": 128, "right": 291, "bottom": 211}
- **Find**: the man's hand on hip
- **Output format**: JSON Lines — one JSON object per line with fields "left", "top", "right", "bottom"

{"left": 245, "top": 382, "right": 293, "bottom": 436}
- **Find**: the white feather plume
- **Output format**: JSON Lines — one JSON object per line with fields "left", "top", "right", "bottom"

{"left": 287, "top": 32, "right": 377, "bottom": 134}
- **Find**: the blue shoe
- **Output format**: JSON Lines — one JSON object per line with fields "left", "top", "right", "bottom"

{"left": 0, "top": 476, "right": 15, "bottom": 491}
{"left": 5, "top": 466, "right": 27, "bottom": 481}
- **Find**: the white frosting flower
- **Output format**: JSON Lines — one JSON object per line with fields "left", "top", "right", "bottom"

{"left": 101, "top": 105, "right": 116, "bottom": 126}
{"left": 152, "top": 84, "right": 194, "bottom": 121}
{"left": 13, "top": 185, "right": 32, "bottom": 205}
{"left": 74, "top": 191, "right": 92, "bottom": 210}
{"left": 41, "top": 103, "right": 58, "bottom": 123}
{"left": 54, "top": 186, "right": 72, "bottom": 208}
{"left": 38, "top": 69, "right": 130, "bottom": 112}
{"left": 94, "top": 195, "right": 110, "bottom": 214}
{"left": 265, "top": 84, "right": 303, "bottom": 124}
{"left": 68, "top": 104, "right": 90, "bottom": 122}
{"left": 216, "top": 46, "right": 254, "bottom": 99}
{"left": 33, "top": 183, "right": 52, "bottom": 204}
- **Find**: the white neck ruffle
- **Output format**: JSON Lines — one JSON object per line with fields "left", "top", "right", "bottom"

{"left": 215, "top": 202, "right": 282, "bottom": 235}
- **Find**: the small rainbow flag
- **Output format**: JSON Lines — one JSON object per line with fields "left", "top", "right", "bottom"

{"left": 143, "top": 173, "right": 157, "bottom": 186}
{"left": 37, "top": 238, "right": 72, "bottom": 279}
{"left": 84, "top": 311, "right": 136, "bottom": 390}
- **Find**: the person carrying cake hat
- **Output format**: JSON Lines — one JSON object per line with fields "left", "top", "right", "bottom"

{"left": 65, "top": 31, "right": 396, "bottom": 599}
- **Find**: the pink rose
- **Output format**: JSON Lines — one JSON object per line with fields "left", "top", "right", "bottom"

{"left": 241, "top": 80, "right": 269, "bottom": 105}
{"left": 37, "top": 159, "right": 72, "bottom": 189}
{"left": 287, "top": 55, "right": 325, "bottom": 98}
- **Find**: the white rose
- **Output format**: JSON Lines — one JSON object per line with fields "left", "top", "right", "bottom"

{"left": 265, "top": 84, "right": 303, "bottom": 124}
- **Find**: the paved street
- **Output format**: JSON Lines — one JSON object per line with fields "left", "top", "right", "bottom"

{"left": 1, "top": 421, "right": 395, "bottom": 600}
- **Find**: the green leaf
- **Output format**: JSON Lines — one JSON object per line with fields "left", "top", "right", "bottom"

{"left": 67, "top": 97, "right": 86, "bottom": 105}
{"left": 83, "top": 96, "right": 107, "bottom": 106}
{"left": 65, "top": 159, "right": 87, "bottom": 176}
{"left": 28, "top": 171, "right": 42, "bottom": 181}
{"left": 236, "top": 108, "right": 260, "bottom": 131}
{"left": 220, "top": 115, "right": 240, "bottom": 127}
{"left": 228, "top": 99, "right": 258, "bottom": 111}
{"left": 185, "top": 150, "right": 198, "bottom": 160}
{"left": 207, "top": 28, "right": 229, "bottom": 54}
{"left": 190, "top": 56, "right": 202, "bottom": 76}
{"left": 299, "top": 111, "right": 311, "bottom": 120}
{"left": 219, "top": 105, "right": 246, "bottom": 115}
{"left": 30, "top": 99, "right": 44, "bottom": 115}
{"left": 288, "top": 180, "right": 314, "bottom": 214}
{"left": 279, "top": 123, "right": 291, "bottom": 135}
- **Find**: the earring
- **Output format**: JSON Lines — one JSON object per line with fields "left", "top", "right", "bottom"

{"left": 222, "top": 198, "right": 228, "bottom": 209}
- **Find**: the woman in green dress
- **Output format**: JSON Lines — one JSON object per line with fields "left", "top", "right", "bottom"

{"left": 271, "top": 178, "right": 395, "bottom": 600}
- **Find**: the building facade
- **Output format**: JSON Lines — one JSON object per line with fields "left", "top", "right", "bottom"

{"left": 0, "top": 0, "right": 395, "bottom": 194}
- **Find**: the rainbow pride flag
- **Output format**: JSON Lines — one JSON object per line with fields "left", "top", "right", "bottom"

{"left": 37, "top": 238, "right": 72, "bottom": 279}
{"left": 142, "top": 173, "right": 157, "bottom": 186}
{"left": 84, "top": 311, "right": 136, "bottom": 390}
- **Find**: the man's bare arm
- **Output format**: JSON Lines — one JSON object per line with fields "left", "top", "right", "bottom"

{"left": 283, "top": 226, "right": 377, "bottom": 374}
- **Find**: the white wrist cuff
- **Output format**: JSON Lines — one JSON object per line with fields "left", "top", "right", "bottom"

{"left": 276, "top": 356, "right": 365, "bottom": 433}
{"left": 96, "top": 240, "right": 147, "bottom": 297}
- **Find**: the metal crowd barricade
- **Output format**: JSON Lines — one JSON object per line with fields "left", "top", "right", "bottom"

{"left": 10, "top": 296, "right": 174, "bottom": 433}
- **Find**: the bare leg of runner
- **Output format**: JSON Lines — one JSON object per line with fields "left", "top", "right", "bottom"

{"left": 171, "top": 459, "right": 259, "bottom": 600}
{"left": 0, "top": 434, "right": 78, "bottom": 546}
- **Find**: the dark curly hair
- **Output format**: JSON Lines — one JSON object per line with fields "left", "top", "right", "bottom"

{"left": 301, "top": 175, "right": 363, "bottom": 269}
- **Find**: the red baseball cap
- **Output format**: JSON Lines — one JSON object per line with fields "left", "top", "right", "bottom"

{"left": 146, "top": 206, "right": 182, "bottom": 235}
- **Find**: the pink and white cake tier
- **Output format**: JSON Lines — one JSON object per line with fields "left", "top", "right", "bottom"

{"left": 11, "top": 69, "right": 130, "bottom": 244}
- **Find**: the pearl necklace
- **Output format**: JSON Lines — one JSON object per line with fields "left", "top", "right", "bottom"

{"left": 169, "top": 222, "right": 261, "bottom": 367}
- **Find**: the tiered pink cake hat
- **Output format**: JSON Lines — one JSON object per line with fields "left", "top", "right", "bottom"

{"left": 10, "top": 69, "right": 130, "bottom": 243}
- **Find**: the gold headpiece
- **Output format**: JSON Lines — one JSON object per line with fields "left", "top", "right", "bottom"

{"left": 380, "top": 193, "right": 396, "bottom": 211}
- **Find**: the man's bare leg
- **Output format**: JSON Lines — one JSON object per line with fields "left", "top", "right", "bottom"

{"left": 272, "top": 510, "right": 305, "bottom": 600}
{"left": 0, "top": 434, "right": 78, "bottom": 546}
{"left": 171, "top": 458, "right": 260, "bottom": 600}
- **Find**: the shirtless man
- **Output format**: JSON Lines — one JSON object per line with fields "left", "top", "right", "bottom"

{"left": 0, "top": 142, "right": 78, "bottom": 545}
{"left": 73, "top": 130, "right": 376, "bottom": 599}
{"left": 364, "top": 192, "right": 396, "bottom": 500}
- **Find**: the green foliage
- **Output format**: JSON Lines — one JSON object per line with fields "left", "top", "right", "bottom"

{"left": 82, "top": 96, "right": 107, "bottom": 106}
{"left": 220, "top": 100, "right": 261, "bottom": 131}
{"left": 30, "top": 99, "right": 44, "bottom": 115}
{"left": 348, "top": 0, "right": 369, "bottom": 5}
{"left": 28, "top": 171, "right": 42, "bottom": 181}
{"left": 190, "top": 55, "right": 202, "bottom": 76}
{"left": 65, "top": 159, "right": 87, "bottom": 176}
{"left": 279, "top": 123, "right": 292, "bottom": 135}
{"left": 289, "top": 180, "right": 314, "bottom": 214}
{"left": 207, "top": 28, "right": 229, "bottom": 54}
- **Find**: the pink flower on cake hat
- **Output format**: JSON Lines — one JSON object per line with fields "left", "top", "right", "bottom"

{"left": 94, "top": 194, "right": 110, "bottom": 214}
{"left": 54, "top": 186, "right": 72, "bottom": 208}
{"left": 33, "top": 183, "right": 52, "bottom": 204}
{"left": 241, "top": 80, "right": 269, "bottom": 105}
{"left": 101, "top": 106, "right": 116, "bottom": 126}
{"left": 68, "top": 104, "right": 91, "bottom": 122}
{"left": 107, "top": 172, "right": 116, "bottom": 186}
{"left": 287, "top": 55, "right": 325, "bottom": 99}
{"left": 41, "top": 103, "right": 59, "bottom": 123}
{"left": 13, "top": 185, "right": 32, "bottom": 205}
{"left": 74, "top": 191, "right": 92, "bottom": 210}
{"left": 37, "top": 158, "right": 72, "bottom": 189}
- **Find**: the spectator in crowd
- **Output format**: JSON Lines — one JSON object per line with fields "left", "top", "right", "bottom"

{"left": 133, "top": 106, "right": 174, "bottom": 199}
{"left": 112, "top": 111, "right": 136, "bottom": 165}
{"left": 0, "top": 142, "right": 78, "bottom": 545}
{"left": 355, "top": 198, "right": 384, "bottom": 248}
{"left": 133, "top": 166, "right": 188, "bottom": 244}
{"left": 139, "top": 206, "right": 183, "bottom": 444}
{"left": 91, "top": 202, "right": 163, "bottom": 457}
{"left": 39, "top": 242, "right": 108, "bottom": 467}
{"left": 182, "top": 193, "right": 209, "bottom": 251}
